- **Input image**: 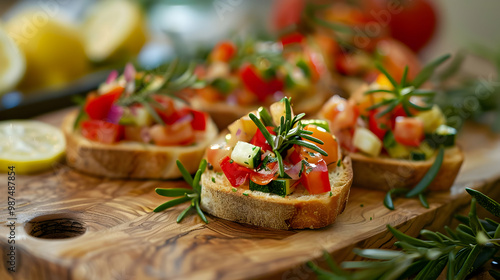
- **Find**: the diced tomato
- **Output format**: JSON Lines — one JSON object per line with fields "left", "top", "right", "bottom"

{"left": 280, "top": 32, "right": 305, "bottom": 46}
{"left": 376, "top": 38, "right": 421, "bottom": 82}
{"left": 368, "top": 109, "right": 391, "bottom": 140}
{"left": 298, "top": 148, "right": 323, "bottom": 164}
{"left": 312, "top": 33, "right": 339, "bottom": 58}
{"left": 81, "top": 120, "right": 124, "bottom": 144}
{"left": 303, "top": 125, "right": 339, "bottom": 165}
{"left": 194, "top": 65, "right": 207, "bottom": 79}
{"left": 240, "top": 64, "right": 284, "bottom": 102}
{"left": 149, "top": 121, "right": 195, "bottom": 146}
{"left": 250, "top": 161, "right": 279, "bottom": 186}
{"left": 300, "top": 159, "right": 331, "bottom": 195}
{"left": 188, "top": 109, "right": 207, "bottom": 131}
{"left": 84, "top": 87, "right": 124, "bottom": 120}
{"left": 210, "top": 41, "right": 237, "bottom": 62}
{"left": 393, "top": 116, "right": 424, "bottom": 147}
{"left": 152, "top": 95, "right": 176, "bottom": 122}
{"left": 320, "top": 95, "right": 347, "bottom": 125}
{"left": 250, "top": 126, "right": 276, "bottom": 152}
{"left": 220, "top": 156, "right": 251, "bottom": 187}
{"left": 288, "top": 148, "right": 302, "bottom": 165}
{"left": 206, "top": 143, "right": 232, "bottom": 172}
{"left": 271, "top": 0, "right": 305, "bottom": 30}
{"left": 323, "top": 97, "right": 359, "bottom": 131}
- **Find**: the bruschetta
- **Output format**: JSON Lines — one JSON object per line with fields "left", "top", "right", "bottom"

{"left": 200, "top": 97, "right": 353, "bottom": 230}
{"left": 318, "top": 56, "right": 464, "bottom": 192}
{"left": 188, "top": 38, "right": 336, "bottom": 129}
{"left": 63, "top": 63, "right": 218, "bottom": 179}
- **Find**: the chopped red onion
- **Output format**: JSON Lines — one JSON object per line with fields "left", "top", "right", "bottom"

{"left": 106, "top": 70, "right": 119, "bottom": 84}
{"left": 171, "top": 113, "right": 193, "bottom": 127}
{"left": 106, "top": 105, "right": 123, "bottom": 124}
{"left": 124, "top": 63, "right": 136, "bottom": 82}
{"left": 236, "top": 128, "right": 242, "bottom": 137}
{"left": 284, "top": 161, "right": 303, "bottom": 180}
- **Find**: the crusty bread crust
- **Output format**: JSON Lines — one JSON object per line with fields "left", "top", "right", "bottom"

{"left": 349, "top": 146, "right": 464, "bottom": 191}
{"left": 190, "top": 84, "right": 334, "bottom": 130}
{"left": 62, "top": 110, "right": 218, "bottom": 179}
{"left": 200, "top": 156, "right": 353, "bottom": 230}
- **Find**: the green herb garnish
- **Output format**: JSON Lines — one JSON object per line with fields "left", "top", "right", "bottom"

{"left": 115, "top": 60, "right": 199, "bottom": 126}
{"left": 365, "top": 54, "right": 451, "bottom": 118}
{"left": 249, "top": 97, "right": 327, "bottom": 178}
{"left": 308, "top": 188, "right": 500, "bottom": 280}
{"left": 383, "top": 146, "right": 445, "bottom": 210}
{"left": 153, "top": 160, "right": 208, "bottom": 224}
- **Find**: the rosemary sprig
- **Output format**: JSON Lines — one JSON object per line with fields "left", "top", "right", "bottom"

{"left": 153, "top": 160, "right": 208, "bottom": 224}
{"left": 308, "top": 188, "right": 500, "bottom": 280}
{"left": 365, "top": 54, "right": 451, "bottom": 118}
{"left": 115, "top": 60, "right": 199, "bottom": 125}
{"left": 228, "top": 38, "right": 287, "bottom": 73}
{"left": 383, "top": 146, "right": 445, "bottom": 210}
{"left": 249, "top": 97, "right": 327, "bottom": 178}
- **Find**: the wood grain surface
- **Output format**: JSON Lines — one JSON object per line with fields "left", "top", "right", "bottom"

{"left": 1, "top": 108, "right": 500, "bottom": 280}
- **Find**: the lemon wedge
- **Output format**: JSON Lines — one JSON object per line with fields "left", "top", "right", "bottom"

{"left": 5, "top": 13, "right": 89, "bottom": 92}
{"left": 0, "top": 121, "right": 66, "bottom": 174}
{"left": 0, "top": 25, "right": 25, "bottom": 95}
{"left": 82, "top": 0, "right": 147, "bottom": 63}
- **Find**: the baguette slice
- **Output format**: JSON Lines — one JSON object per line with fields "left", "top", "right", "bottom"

{"left": 350, "top": 146, "right": 464, "bottom": 191}
{"left": 62, "top": 110, "right": 218, "bottom": 179}
{"left": 200, "top": 156, "right": 353, "bottom": 230}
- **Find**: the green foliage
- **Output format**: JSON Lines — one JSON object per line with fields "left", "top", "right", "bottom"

{"left": 154, "top": 159, "right": 208, "bottom": 223}
{"left": 309, "top": 188, "right": 500, "bottom": 279}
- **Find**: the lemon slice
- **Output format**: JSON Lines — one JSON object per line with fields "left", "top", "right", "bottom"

{"left": 82, "top": 0, "right": 147, "bottom": 62}
{"left": 0, "top": 25, "right": 25, "bottom": 94}
{"left": 0, "top": 121, "right": 66, "bottom": 174}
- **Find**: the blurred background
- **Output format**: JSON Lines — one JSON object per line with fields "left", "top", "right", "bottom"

{"left": 1, "top": 0, "right": 499, "bottom": 121}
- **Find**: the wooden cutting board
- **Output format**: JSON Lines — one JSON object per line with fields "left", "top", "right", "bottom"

{"left": 1, "top": 108, "right": 500, "bottom": 280}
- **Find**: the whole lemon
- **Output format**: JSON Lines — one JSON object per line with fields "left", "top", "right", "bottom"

{"left": 5, "top": 11, "right": 89, "bottom": 92}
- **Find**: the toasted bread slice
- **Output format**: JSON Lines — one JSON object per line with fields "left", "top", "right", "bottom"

{"left": 62, "top": 110, "right": 218, "bottom": 179}
{"left": 349, "top": 146, "right": 464, "bottom": 191}
{"left": 200, "top": 156, "right": 353, "bottom": 230}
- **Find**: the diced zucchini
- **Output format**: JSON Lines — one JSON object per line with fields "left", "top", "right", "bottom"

{"left": 119, "top": 107, "right": 153, "bottom": 126}
{"left": 301, "top": 119, "right": 330, "bottom": 132}
{"left": 415, "top": 105, "right": 446, "bottom": 133}
{"left": 231, "top": 141, "right": 262, "bottom": 169}
{"left": 431, "top": 124, "right": 457, "bottom": 147}
{"left": 270, "top": 99, "right": 293, "bottom": 126}
{"left": 249, "top": 181, "right": 271, "bottom": 193}
{"left": 249, "top": 179, "right": 293, "bottom": 197}
{"left": 387, "top": 143, "right": 411, "bottom": 159}
{"left": 268, "top": 179, "right": 292, "bottom": 197}
{"left": 353, "top": 127, "right": 382, "bottom": 157}
{"left": 410, "top": 151, "right": 426, "bottom": 161}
